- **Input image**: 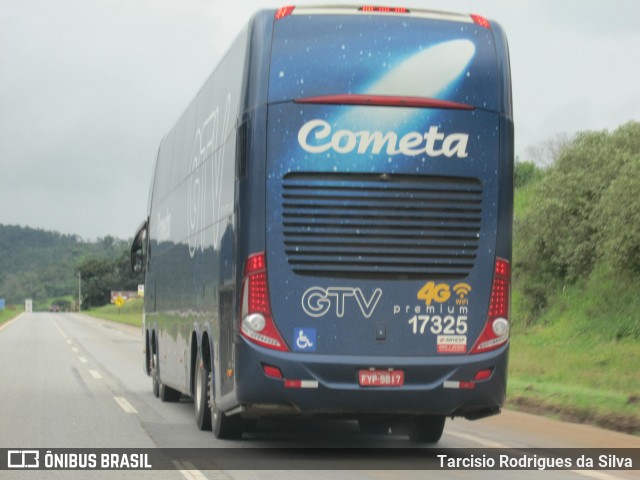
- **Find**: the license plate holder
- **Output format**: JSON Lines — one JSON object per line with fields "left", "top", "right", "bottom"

{"left": 358, "top": 369, "right": 404, "bottom": 387}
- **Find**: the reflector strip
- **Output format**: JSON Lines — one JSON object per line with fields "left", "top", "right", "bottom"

{"left": 443, "top": 381, "right": 475, "bottom": 390}
{"left": 296, "top": 94, "right": 474, "bottom": 110}
{"left": 284, "top": 379, "right": 319, "bottom": 389}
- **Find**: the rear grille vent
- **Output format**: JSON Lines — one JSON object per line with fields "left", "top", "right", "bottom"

{"left": 282, "top": 173, "right": 483, "bottom": 279}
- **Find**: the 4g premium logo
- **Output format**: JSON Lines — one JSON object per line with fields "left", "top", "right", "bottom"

{"left": 401, "top": 281, "right": 474, "bottom": 353}
{"left": 418, "top": 281, "right": 471, "bottom": 306}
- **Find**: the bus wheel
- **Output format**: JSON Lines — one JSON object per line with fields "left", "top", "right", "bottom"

{"left": 407, "top": 415, "right": 445, "bottom": 443}
{"left": 194, "top": 349, "right": 212, "bottom": 431}
{"left": 151, "top": 352, "right": 159, "bottom": 398}
{"left": 208, "top": 371, "right": 244, "bottom": 439}
{"left": 154, "top": 343, "right": 181, "bottom": 402}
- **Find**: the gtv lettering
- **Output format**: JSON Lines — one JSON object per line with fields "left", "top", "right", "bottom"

{"left": 297, "top": 119, "right": 469, "bottom": 158}
{"left": 302, "top": 287, "right": 382, "bottom": 319}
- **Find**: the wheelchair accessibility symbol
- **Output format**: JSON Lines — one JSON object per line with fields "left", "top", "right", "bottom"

{"left": 294, "top": 328, "right": 316, "bottom": 352}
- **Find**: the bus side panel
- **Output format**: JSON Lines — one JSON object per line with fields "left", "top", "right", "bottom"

{"left": 494, "top": 20, "right": 514, "bottom": 264}
{"left": 144, "top": 28, "right": 248, "bottom": 396}
{"left": 496, "top": 115, "right": 514, "bottom": 262}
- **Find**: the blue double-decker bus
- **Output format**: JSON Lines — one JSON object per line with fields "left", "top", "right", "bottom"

{"left": 131, "top": 5, "right": 513, "bottom": 442}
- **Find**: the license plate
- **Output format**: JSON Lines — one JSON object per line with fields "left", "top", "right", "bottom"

{"left": 358, "top": 369, "right": 404, "bottom": 387}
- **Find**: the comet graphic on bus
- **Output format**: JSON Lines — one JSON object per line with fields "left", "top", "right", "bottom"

{"left": 298, "top": 39, "right": 477, "bottom": 159}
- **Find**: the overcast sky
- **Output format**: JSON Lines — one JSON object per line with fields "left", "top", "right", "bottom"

{"left": 1, "top": 0, "right": 639, "bottom": 240}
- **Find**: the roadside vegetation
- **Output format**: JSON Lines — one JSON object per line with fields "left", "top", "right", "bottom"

{"left": 0, "top": 228, "right": 142, "bottom": 309}
{"left": 508, "top": 122, "right": 640, "bottom": 434}
{"left": 85, "top": 298, "right": 143, "bottom": 327}
{"left": 0, "top": 304, "right": 23, "bottom": 327}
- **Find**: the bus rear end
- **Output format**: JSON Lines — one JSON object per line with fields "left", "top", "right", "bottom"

{"left": 236, "top": 6, "right": 512, "bottom": 441}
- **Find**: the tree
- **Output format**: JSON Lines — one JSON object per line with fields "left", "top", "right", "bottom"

{"left": 524, "top": 132, "right": 573, "bottom": 167}
{"left": 515, "top": 122, "right": 640, "bottom": 320}
{"left": 77, "top": 249, "right": 143, "bottom": 308}
{"left": 514, "top": 160, "right": 543, "bottom": 189}
{"left": 0, "top": 224, "right": 137, "bottom": 307}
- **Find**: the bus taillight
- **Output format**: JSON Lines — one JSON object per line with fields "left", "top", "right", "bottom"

{"left": 470, "top": 258, "right": 510, "bottom": 354}
{"left": 240, "top": 252, "right": 289, "bottom": 351}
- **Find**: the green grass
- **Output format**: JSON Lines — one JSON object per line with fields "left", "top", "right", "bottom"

{"left": 508, "top": 275, "right": 640, "bottom": 434}
{"left": 508, "top": 175, "right": 640, "bottom": 434}
{"left": 0, "top": 304, "right": 23, "bottom": 326}
{"left": 513, "top": 177, "right": 539, "bottom": 215}
{"left": 85, "top": 298, "right": 143, "bottom": 327}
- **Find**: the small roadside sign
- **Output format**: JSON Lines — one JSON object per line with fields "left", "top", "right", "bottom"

{"left": 114, "top": 296, "right": 125, "bottom": 308}
{"left": 0, "top": 298, "right": 5, "bottom": 312}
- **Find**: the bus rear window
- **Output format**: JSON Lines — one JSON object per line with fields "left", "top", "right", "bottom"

{"left": 268, "top": 14, "right": 499, "bottom": 112}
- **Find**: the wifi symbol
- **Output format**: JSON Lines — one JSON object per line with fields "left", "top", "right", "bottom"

{"left": 453, "top": 283, "right": 472, "bottom": 299}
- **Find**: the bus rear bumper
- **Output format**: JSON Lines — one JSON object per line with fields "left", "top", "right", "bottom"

{"left": 233, "top": 339, "right": 508, "bottom": 420}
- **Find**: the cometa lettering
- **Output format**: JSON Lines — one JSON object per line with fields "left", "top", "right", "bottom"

{"left": 297, "top": 119, "right": 469, "bottom": 158}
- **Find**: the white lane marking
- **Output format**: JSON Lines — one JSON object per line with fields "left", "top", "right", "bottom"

{"left": 66, "top": 339, "right": 72, "bottom": 345}
{"left": 72, "top": 347, "right": 79, "bottom": 353}
{"left": 173, "top": 461, "right": 209, "bottom": 480}
{"left": 114, "top": 396, "right": 138, "bottom": 414}
{"left": 78, "top": 356, "right": 88, "bottom": 363}
{"left": 570, "top": 471, "right": 621, "bottom": 480}
{"left": 51, "top": 318, "right": 68, "bottom": 339}
{"left": 89, "top": 370, "right": 102, "bottom": 379}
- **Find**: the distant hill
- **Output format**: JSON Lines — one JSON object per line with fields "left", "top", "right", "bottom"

{"left": 0, "top": 224, "right": 130, "bottom": 306}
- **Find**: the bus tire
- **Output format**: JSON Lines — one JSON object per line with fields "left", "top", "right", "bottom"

{"left": 152, "top": 339, "right": 181, "bottom": 402}
{"left": 151, "top": 351, "right": 159, "bottom": 398}
{"left": 408, "top": 415, "right": 445, "bottom": 443}
{"left": 208, "top": 372, "right": 244, "bottom": 439}
{"left": 194, "top": 349, "right": 212, "bottom": 431}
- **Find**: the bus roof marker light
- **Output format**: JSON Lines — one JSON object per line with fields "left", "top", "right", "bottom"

{"left": 470, "top": 14, "right": 491, "bottom": 29}
{"left": 275, "top": 6, "right": 295, "bottom": 20}
{"left": 359, "top": 6, "right": 409, "bottom": 14}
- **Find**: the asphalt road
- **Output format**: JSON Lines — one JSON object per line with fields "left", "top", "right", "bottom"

{"left": 0, "top": 312, "right": 637, "bottom": 479}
